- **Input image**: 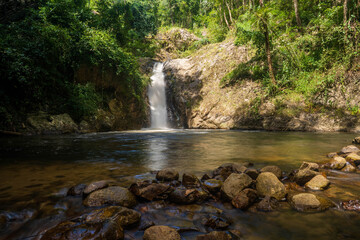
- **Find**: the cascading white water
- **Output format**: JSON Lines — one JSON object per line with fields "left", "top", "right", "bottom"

{"left": 148, "top": 62, "right": 168, "bottom": 129}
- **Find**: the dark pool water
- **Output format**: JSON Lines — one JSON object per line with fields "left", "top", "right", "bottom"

{"left": 0, "top": 130, "right": 359, "bottom": 239}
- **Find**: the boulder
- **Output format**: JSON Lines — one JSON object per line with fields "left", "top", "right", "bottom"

{"left": 27, "top": 112, "right": 78, "bottom": 134}
{"left": 293, "top": 169, "right": 319, "bottom": 186}
{"left": 231, "top": 188, "right": 258, "bottom": 210}
{"left": 221, "top": 173, "right": 253, "bottom": 200}
{"left": 85, "top": 206, "right": 141, "bottom": 227}
{"left": 83, "top": 186, "right": 137, "bottom": 208}
{"left": 299, "top": 162, "right": 319, "bottom": 171}
{"left": 289, "top": 193, "right": 333, "bottom": 212}
{"left": 129, "top": 181, "right": 173, "bottom": 201}
{"left": 143, "top": 226, "right": 181, "bottom": 240}
{"left": 182, "top": 173, "right": 200, "bottom": 188}
{"left": 256, "top": 172, "right": 286, "bottom": 200}
{"left": 244, "top": 168, "right": 259, "bottom": 180}
{"left": 340, "top": 145, "right": 360, "bottom": 155}
{"left": 203, "top": 179, "right": 223, "bottom": 194}
{"left": 256, "top": 196, "right": 279, "bottom": 212}
{"left": 83, "top": 180, "right": 109, "bottom": 195}
{"left": 341, "top": 200, "right": 360, "bottom": 212}
{"left": 260, "top": 165, "right": 282, "bottom": 179}
{"left": 352, "top": 137, "right": 360, "bottom": 145}
{"left": 305, "top": 175, "right": 330, "bottom": 190}
{"left": 40, "top": 220, "right": 123, "bottom": 240}
{"left": 156, "top": 169, "right": 179, "bottom": 181}
{"left": 329, "top": 156, "right": 347, "bottom": 170}
{"left": 212, "top": 163, "right": 250, "bottom": 180}
{"left": 67, "top": 184, "right": 87, "bottom": 196}
{"left": 196, "top": 231, "right": 232, "bottom": 240}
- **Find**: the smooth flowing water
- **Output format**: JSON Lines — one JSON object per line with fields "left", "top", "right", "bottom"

{"left": 0, "top": 130, "right": 360, "bottom": 239}
{"left": 148, "top": 63, "right": 168, "bottom": 129}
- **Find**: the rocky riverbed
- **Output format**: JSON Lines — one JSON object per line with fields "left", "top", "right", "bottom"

{"left": 1, "top": 137, "right": 360, "bottom": 240}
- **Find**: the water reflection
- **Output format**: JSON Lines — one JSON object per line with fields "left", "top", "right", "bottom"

{"left": 146, "top": 134, "right": 169, "bottom": 170}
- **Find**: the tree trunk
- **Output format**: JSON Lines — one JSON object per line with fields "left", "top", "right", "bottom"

{"left": 293, "top": 0, "right": 302, "bottom": 29}
{"left": 260, "top": 0, "right": 276, "bottom": 85}
{"left": 344, "top": 0, "right": 348, "bottom": 25}
{"left": 225, "top": 0, "right": 234, "bottom": 24}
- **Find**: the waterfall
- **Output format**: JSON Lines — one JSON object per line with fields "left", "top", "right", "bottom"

{"left": 148, "top": 62, "right": 168, "bottom": 129}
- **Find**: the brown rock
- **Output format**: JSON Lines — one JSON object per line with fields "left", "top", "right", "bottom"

{"left": 83, "top": 180, "right": 109, "bottom": 195}
{"left": 67, "top": 184, "right": 87, "bottom": 196}
{"left": 143, "top": 226, "right": 181, "bottom": 240}
{"left": 341, "top": 199, "right": 360, "bottom": 212}
{"left": 299, "top": 162, "right": 319, "bottom": 171}
{"left": 202, "top": 215, "right": 229, "bottom": 230}
{"left": 244, "top": 168, "right": 259, "bottom": 180}
{"left": 352, "top": 137, "right": 360, "bottom": 144}
{"left": 256, "top": 196, "right": 279, "bottom": 212}
{"left": 203, "top": 179, "right": 223, "bottom": 194}
{"left": 182, "top": 173, "right": 200, "bottom": 188}
{"left": 327, "top": 152, "right": 338, "bottom": 158}
{"left": 83, "top": 186, "right": 137, "bottom": 208}
{"left": 231, "top": 188, "right": 258, "bottom": 209}
{"left": 345, "top": 153, "right": 360, "bottom": 166}
{"left": 260, "top": 165, "right": 282, "bottom": 179}
{"left": 341, "top": 163, "right": 357, "bottom": 172}
{"left": 289, "top": 193, "right": 334, "bottom": 212}
{"left": 221, "top": 173, "right": 253, "bottom": 200}
{"left": 85, "top": 206, "right": 141, "bottom": 227}
{"left": 156, "top": 169, "right": 179, "bottom": 181}
{"left": 305, "top": 175, "right": 330, "bottom": 190}
{"left": 340, "top": 145, "right": 360, "bottom": 155}
{"left": 129, "top": 181, "right": 173, "bottom": 201}
{"left": 293, "top": 169, "right": 319, "bottom": 186}
{"left": 329, "top": 157, "right": 347, "bottom": 170}
{"left": 256, "top": 172, "right": 286, "bottom": 200}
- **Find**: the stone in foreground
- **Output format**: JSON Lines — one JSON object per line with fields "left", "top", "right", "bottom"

{"left": 260, "top": 165, "right": 282, "bottom": 179}
{"left": 231, "top": 188, "right": 258, "bottom": 209}
{"left": 256, "top": 172, "right": 286, "bottom": 200}
{"left": 329, "top": 156, "right": 347, "bottom": 170}
{"left": 341, "top": 199, "right": 360, "bottom": 212}
{"left": 289, "top": 193, "right": 333, "bottom": 212}
{"left": 305, "top": 175, "right": 330, "bottom": 190}
{"left": 156, "top": 168, "right": 179, "bottom": 181}
{"left": 293, "top": 169, "right": 319, "bottom": 186}
{"left": 83, "top": 186, "right": 137, "bottom": 208}
{"left": 83, "top": 180, "right": 109, "bottom": 195}
{"left": 143, "top": 225, "right": 181, "bottom": 240}
{"left": 221, "top": 173, "right": 253, "bottom": 200}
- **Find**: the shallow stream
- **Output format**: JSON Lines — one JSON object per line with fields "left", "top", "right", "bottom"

{"left": 0, "top": 130, "right": 360, "bottom": 239}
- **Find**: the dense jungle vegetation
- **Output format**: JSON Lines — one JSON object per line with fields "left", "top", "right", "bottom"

{"left": 1, "top": 0, "right": 359, "bottom": 130}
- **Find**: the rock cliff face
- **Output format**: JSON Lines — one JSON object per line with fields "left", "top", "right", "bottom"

{"left": 164, "top": 40, "right": 360, "bottom": 131}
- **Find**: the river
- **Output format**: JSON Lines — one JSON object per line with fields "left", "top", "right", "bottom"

{"left": 0, "top": 130, "right": 360, "bottom": 239}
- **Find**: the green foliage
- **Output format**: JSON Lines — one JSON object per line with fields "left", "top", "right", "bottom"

{"left": 220, "top": 63, "right": 252, "bottom": 87}
{"left": 68, "top": 83, "right": 101, "bottom": 121}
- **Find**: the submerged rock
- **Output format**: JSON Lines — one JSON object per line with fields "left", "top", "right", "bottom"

{"left": 129, "top": 181, "right": 173, "bottom": 201}
{"left": 85, "top": 206, "right": 141, "bottom": 227}
{"left": 305, "top": 175, "right": 330, "bottom": 190}
{"left": 293, "top": 169, "right": 319, "bottom": 186}
{"left": 329, "top": 156, "right": 347, "bottom": 170}
{"left": 67, "top": 183, "right": 87, "bottom": 196}
{"left": 169, "top": 187, "right": 208, "bottom": 204}
{"left": 341, "top": 200, "right": 360, "bottom": 212}
{"left": 203, "top": 179, "right": 223, "bottom": 194}
{"left": 231, "top": 188, "right": 258, "bottom": 210}
{"left": 83, "top": 186, "right": 137, "bottom": 208}
{"left": 156, "top": 168, "right": 179, "bottom": 181}
{"left": 221, "top": 173, "right": 253, "bottom": 200}
{"left": 256, "top": 196, "right": 279, "bottom": 212}
{"left": 202, "top": 215, "right": 229, "bottom": 230}
{"left": 196, "top": 231, "right": 232, "bottom": 240}
{"left": 260, "top": 165, "right": 282, "bottom": 179}
{"left": 83, "top": 180, "right": 109, "bottom": 195}
{"left": 143, "top": 225, "right": 181, "bottom": 240}
{"left": 256, "top": 172, "right": 286, "bottom": 200}
{"left": 289, "top": 193, "right": 333, "bottom": 212}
